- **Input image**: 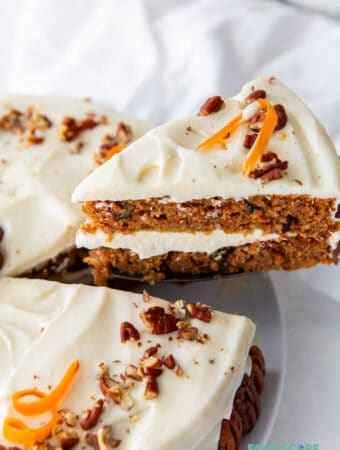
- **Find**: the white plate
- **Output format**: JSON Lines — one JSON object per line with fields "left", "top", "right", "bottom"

{"left": 144, "top": 272, "right": 287, "bottom": 449}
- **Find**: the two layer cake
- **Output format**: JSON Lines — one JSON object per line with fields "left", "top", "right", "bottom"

{"left": 73, "top": 77, "right": 340, "bottom": 283}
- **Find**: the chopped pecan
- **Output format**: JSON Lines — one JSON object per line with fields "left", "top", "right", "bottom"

{"left": 115, "top": 122, "right": 132, "bottom": 144}
{"left": 169, "top": 299, "right": 187, "bottom": 319}
{"left": 248, "top": 109, "right": 266, "bottom": 131}
{"left": 59, "top": 115, "right": 98, "bottom": 142}
{"left": 161, "top": 354, "right": 176, "bottom": 370}
{"left": 274, "top": 104, "right": 287, "bottom": 130}
{"left": 178, "top": 326, "right": 198, "bottom": 341}
{"left": 125, "top": 364, "right": 142, "bottom": 381}
{"left": 140, "top": 356, "right": 163, "bottom": 377}
{"left": 93, "top": 426, "right": 113, "bottom": 450}
{"left": 144, "top": 376, "right": 159, "bottom": 400}
{"left": 249, "top": 151, "right": 288, "bottom": 183}
{"left": 187, "top": 303, "right": 212, "bottom": 322}
{"left": 120, "top": 321, "right": 140, "bottom": 343}
{"left": 140, "top": 306, "right": 179, "bottom": 334}
{"left": 243, "top": 133, "right": 258, "bottom": 149}
{"left": 245, "top": 90, "right": 266, "bottom": 104}
{"left": 198, "top": 96, "right": 224, "bottom": 116}
{"left": 95, "top": 122, "right": 132, "bottom": 165}
{"left": 0, "top": 108, "right": 26, "bottom": 133}
{"left": 58, "top": 431, "right": 79, "bottom": 450}
{"left": 143, "top": 346, "right": 159, "bottom": 358}
{"left": 99, "top": 375, "right": 123, "bottom": 403}
{"left": 58, "top": 409, "right": 78, "bottom": 427}
{"left": 80, "top": 399, "right": 104, "bottom": 430}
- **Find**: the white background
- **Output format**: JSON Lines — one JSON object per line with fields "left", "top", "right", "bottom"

{"left": 0, "top": 0, "right": 339, "bottom": 447}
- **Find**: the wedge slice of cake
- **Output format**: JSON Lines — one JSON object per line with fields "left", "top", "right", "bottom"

{"left": 0, "top": 96, "right": 150, "bottom": 278}
{"left": 72, "top": 77, "right": 340, "bottom": 284}
{"left": 0, "top": 277, "right": 265, "bottom": 450}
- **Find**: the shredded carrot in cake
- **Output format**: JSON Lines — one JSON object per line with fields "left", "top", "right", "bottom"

{"left": 3, "top": 360, "right": 80, "bottom": 449}
{"left": 104, "top": 144, "right": 126, "bottom": 161}
{"left": 195, "top": 99, "right": 278, "bottom": 176}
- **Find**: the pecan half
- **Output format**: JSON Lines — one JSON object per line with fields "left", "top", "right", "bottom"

{"left": 161, "top": 354, "right": 176, "bottom": 370}
{"left": 178, "top": 326, "right": 198, "bottom": 341}
{"left": 80, "top": 399, "right": 104, "bottom": 430}
{"left": 140, "top": 306, "right": 179, "bottom": 334}
{"left": 144, "top": 376, "right": 159, "bottom": 400}
{"left": 198, "top": 96, "right": 224, "bottom": 116}
{"left": 274, "top": 104, "right": 287, "bottom": 130}
{"left": 120, "top": 321, "right": 140, "bottom": 343}
{"left": 245, "top": 90, "right": 266, "bottom": 104}
{"left": 187, "top": 303, "right": 212, "bottom": 322}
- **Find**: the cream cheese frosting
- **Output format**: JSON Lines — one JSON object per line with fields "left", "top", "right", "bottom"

{"left": 76, "top": 228, "right": 290, "bottom": 258}
{"left": 0, "top": 277, "right": 255, "bottom": 450}
{"left": 72, "top": 76, "right": 340, "bottom": 203}
{"left": 0, "top": 96, "right": 150, "bottom": 276}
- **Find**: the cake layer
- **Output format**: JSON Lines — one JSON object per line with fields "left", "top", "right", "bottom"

{"left": 85, "top": 235, "right": 339, "bottom": 284}
{"left": 72, "top": 77, "right": 340, "bottom": 203}
{"left": 81, "top": 195, "right": 339, "bottom": 235}
{"left": 0, "top": 278, "right": 258, "bottom": 450}
{"left": 0, "top": 96, "right": 150, "bottom": 276}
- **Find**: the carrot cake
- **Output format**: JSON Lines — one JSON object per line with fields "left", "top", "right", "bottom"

{"left": 72, "top": 77, "right": 340, "bottom": 283}
{"left": 0, "top": 277, "right": 265, "bottom": 450}
{"left": 0, "top": 96, "right": 150, "bottom": 278}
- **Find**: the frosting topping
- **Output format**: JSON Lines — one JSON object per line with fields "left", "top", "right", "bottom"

{"left": 0, "top": 277, "right": 255, "bottom": 450}
{"left": 72, "top": 77, "right": 340, "bottom": 203}
{"left": 0, "top": 96, "right": 150, "bottom": 276}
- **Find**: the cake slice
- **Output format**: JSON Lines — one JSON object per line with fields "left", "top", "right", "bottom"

{"left": 72, "top": 76, "right": 340, "bottom": 284}
{"left": 0, "top": 96, "right": 150, "bottom": 278}
{"left": 0, "top": 277, "right": 265, "bottom": 450}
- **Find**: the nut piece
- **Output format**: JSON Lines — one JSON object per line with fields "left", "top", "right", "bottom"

{"left": 99, "top": 375, "right": 123, "bottom": 404}
{"left": 58, "top": 430, "right": 79, "bottom": 450}
{"left": 144, "top": 376, "right": 159, "bottom": 400}
{"left": 142, "top": 289, "right": 151, "bottom": 302}
{"left": 243, "top": 133, "right": 257, "bottom": 150}
{"left": 120, "top": 321, "right": 140, "bottom": 343}
{"left": 274, "top": 104, "right": 287, "bottom": 130}
{"left": 249, "top": 151, "right": 288, "bottom": 183}
{"left": 245, "top": 89, "right": 266, "bottom": 104}
{"left": 198, "top": 96, "right": 224, "bottom": 116}
{"left": 187, "top": 303, "right": 212, "bottom": 322}
{"left": 80, "top": 399, "right": 104, "bottom": 430}
{"left": 58, "top": 409, "right": 78, "bottom": 427}
{"left": 178, "top": 326, "right": 199, "bottom": 341}
{"left": 248, "top": 110, "right": 266, "bottom": 131}
{"left": 125, "top": 364, "right": 143, "bottom": 381}
{"left": 140, "top": 356, "right": 163, "bottom": 377}
{"left": 143, "top": 346, "right": 159, "bottom": 358}
{"left": 161, "top": 354, "right": 176, "bottom": 370}
{"left": 140, "top": 306, "right": 179, "bottom": 335}
{"left": 170, "top": 299, "right": 187, "bottom": 319}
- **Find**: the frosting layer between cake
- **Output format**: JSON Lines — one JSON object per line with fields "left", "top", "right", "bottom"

{"left": 0, "top": 278, "right": 255, "bottom": 450}
{"left": 0, "top": 96, "right": 150, "bottom": 276}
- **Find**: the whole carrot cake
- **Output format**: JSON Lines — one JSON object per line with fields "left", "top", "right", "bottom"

{"left": 0, "top": 96, "right": 150, "bottom": 279}
{"left": 72, "top": 77, "right": 340, "bottom": 283}
{"left": 0, "top": 277, "right": 265, "bottom": 450}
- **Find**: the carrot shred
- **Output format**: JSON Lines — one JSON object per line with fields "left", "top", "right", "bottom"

{"left": 3, "top": 361, "right": 79, "bottom": 449}
{"left": 195, "top": 99, "right": 278, "bottom": 176}
{"left": 196, "top": 113, "right": 244, "bottom": 152}
{"left": 242, "top": 99, "right": 277, "bottom": 175}
{"left": 104, "top": 144, "right": 126, "bottom": 161}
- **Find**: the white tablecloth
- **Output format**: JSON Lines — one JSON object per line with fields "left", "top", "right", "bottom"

{"left": 0, "top": 0, "right": 339, "bottom": 446}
